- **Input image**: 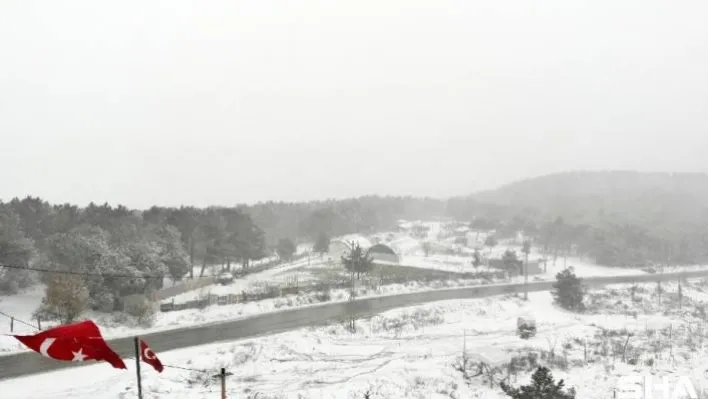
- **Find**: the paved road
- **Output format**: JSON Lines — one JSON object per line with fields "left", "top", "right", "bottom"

{"left": 1, "top": 269, "right": 706, "bottom": 380}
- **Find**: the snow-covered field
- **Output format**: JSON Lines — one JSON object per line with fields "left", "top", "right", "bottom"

{"left": 0, "top": 285, "right": 45, "bottom": 336}
{"left": 165, "top": 256, "right": 320, "bottom": 303}
{"left": 6, "top": 220, "right": 708, "bottom": 398}
{"left": 4, "top": 278, "right": 708, "bottom": 399}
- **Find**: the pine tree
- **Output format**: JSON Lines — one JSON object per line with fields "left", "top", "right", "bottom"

{"left": 342, "top": 242, "right": 374, "bottom": 279}
{"left": 502, "top": 249, "right": 522, "bottom": 275}
{"left": 313, "top": 233, "right": 330, "bottom": 256}
{"left": 472, "top": 249, "right": 482, "bottom": 268}
{"left": 276, "top": 238, "right": 297, "bottom": 262}
{"left": 500, "top": 366, "right": 576, "bottom": 399}
{"left": 552, "top": 268, "right": 585, "bottom": 311}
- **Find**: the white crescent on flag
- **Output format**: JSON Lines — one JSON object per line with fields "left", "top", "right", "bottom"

{"left": 143, "top": 346, "right": 157, "bottom": 360}
{"left": 39, "top": 338, "right": 56, "bottom": 358}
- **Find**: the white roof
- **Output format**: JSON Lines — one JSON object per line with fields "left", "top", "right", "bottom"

{"left": 332, "top": 234, "right": 373, "bottom": 249}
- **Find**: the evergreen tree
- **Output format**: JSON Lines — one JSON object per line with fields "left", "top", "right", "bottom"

{"left": 0, "top": 206, "right": 36, "bottom": 294}
{"left": 500, "top": 366, "right": 576, "bottom": 399}
{"left": 342, "top": 242, "right": 374, "bottom": 279}
{"left": 472, "top": 249, "right": 482, "bottom": 268}
{"left": 313, "top": 233, "right": 330, "bottom": 256}
{"left": 552, "top": 268, "right": 585, "bottom": 311}
{"left": 502, "top": 249, "right": 522, "bottom": 275}
{"left": 276, "top": 238, "right": 297, "bottom": 262}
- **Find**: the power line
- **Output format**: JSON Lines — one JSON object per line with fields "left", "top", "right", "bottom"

{"left": 0, "top": 263, "right": 166, "bottom": 280}
{"left": 163, "top": 364, "right": 210, "bottom": 374}
{"left": 1, "top": 311, "right": 213, "bottom": 374}
{"left": 0, "top": 310, "right": 40, "bottom": 331}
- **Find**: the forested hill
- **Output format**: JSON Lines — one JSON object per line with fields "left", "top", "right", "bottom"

{"left": 3, "top": 171, "right": 708, "bottom": 306}
{"left": 472, "top": 171, "right": 708, "bottom": 227}
{"left": 467, "top": 171, "right": 708, "bottom": 267}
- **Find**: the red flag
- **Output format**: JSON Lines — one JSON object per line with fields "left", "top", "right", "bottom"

{"left": 13, "top": 320, "right": 126, "bottom": 369}
{"left": 139, "top": 339, "right": 164, "bottom": 372}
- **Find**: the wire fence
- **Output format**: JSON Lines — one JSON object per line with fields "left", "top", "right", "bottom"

{"left": 152, "top": 252, "right": 311, "bottom": 301}
{"left": 159, "top": 268, "right": 507, "bottom": 312}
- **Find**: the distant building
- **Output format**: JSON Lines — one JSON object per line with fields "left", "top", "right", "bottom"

{"left": 327, "top": 234, "right": 373, "bottom": 263}
{"left": 327, "top": 235, "right": 400, "bottom": 264}
{"left": 366, "top": 244, "right": 400, "bottom": 264}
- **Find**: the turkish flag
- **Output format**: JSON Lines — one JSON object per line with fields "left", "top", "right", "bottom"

{"left": 139, "top": 339, "right": 163, "bottom": 372}
{"left": 13, "top": 320, "right": 126, "bottom": 369}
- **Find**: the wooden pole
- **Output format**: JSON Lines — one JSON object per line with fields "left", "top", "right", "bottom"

{"left": 220, "top": 367, "right": 226, "bottom": 399}
{"left": 524, "top": 252, "right": 529, "bottom": 300}
{"left": 134, "top": 337, "right": 143, "bottom": 399}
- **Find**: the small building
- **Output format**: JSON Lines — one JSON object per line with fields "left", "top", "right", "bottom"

{"left": 366, "top": 244, "right": 400, "bottom": 264}
{"left": 327, "top": 234, "right": 373, "bottom": 263}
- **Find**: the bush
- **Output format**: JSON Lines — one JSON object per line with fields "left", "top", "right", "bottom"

{"left": 316, "top": 289, "right": 331, "bottom": 302}
{"left": 92, "top": 291, "right": 116, "bottom": 313}
{"left": 124, "top": 296, "right": 156, "bottom": 327}
{"left": 552, "top": 269, "right": 585, "bottom": 312}
{"left": 500, "top": 366, "right": 576, "bottom": 399}
{"left": 517, "top": 317, "right": 537, "bottom": 340}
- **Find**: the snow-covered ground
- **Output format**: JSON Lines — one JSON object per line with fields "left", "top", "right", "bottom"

{"left": 0, "top": 285, "right": 45, "bottom": 336}
{"left": 5, "top": 218, "right": 708, "bottom": 395}
{"left": 4, "top": 219, "right": 705, "bottom": 359}
{"left": 0, "top": 271, "right": 493, "bottom": 357}
{"left": 165, "top": 256, "right": 320, "bottom": 303}
{"left": 4, "top": 279, "right": 708, "bottom": 399}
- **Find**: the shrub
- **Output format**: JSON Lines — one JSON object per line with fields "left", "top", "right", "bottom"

{"left": 316, "top": 289, "right": 331, "bottom": 302}
{"left": 124, "top": 296, "right": 156, "bottom": 327}
{"left": 517, "top": 317, "right": 537, "bottom": 340}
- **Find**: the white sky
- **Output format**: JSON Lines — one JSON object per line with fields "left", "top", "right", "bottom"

{"left": 1, "top": 0, "right": 707, "bottom": 209}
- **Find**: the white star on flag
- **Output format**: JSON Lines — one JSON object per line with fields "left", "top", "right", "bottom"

{"left": 72, "top": 348, "right": 88, "bottom": 362}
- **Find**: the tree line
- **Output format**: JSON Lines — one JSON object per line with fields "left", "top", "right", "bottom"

{"left": 0, "top": 195, "right": 445, "bottom": 313}
{"left": 469, "top": 213, "right": 708, "bottom": 269}
{"left": 2, "top": 190, "right": 706, "bottom": 315}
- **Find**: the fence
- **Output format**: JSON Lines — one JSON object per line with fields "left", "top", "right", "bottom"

{"left": 151, "top": 252, "right": 310, "bottom": 301}
{"left": 159, "top": 268, "right": 507, "bottom": 312}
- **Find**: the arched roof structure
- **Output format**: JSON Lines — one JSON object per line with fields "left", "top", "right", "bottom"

{"left": 365, "top": 243, "right": 400, "bottom": 264}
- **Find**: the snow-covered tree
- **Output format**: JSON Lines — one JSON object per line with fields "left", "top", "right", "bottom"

{"left": 0, "top": 206, "right": 36, "bottom": 294}
{"left": 500, "top": 366, "right": 576, "bottom": 399}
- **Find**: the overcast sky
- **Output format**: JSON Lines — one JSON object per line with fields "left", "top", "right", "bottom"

{"left": 1, "top": 0, "right": 707, "bottom": 209}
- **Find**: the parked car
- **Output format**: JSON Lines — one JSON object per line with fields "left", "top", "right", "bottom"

{"left": 216, "top": 272, "right": 234, "bottom": 285}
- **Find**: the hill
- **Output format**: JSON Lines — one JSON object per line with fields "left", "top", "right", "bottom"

{"left": 468, "top": 171, "right": 708, "bottom": 266}
{"left": 472, "top": 171, "right": 708, "bottom": 228}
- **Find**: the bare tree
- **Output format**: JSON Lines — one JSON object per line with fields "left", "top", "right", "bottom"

{"left": 42, "top": 275, "right": 89, "bottom": 324}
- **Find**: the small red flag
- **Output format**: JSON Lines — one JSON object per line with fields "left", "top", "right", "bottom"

{"left": 13, "top": 320, "right": 126, "bottom": 369}
{"left": 139, "top": 339, "right": 164, "bottom": 372}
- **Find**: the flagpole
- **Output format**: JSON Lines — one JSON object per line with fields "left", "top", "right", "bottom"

{"left": 134, "top": 337, "right": 143, "bottom": 399}
{"left": 220, "top": 367, "right": 226, "bottom": 399}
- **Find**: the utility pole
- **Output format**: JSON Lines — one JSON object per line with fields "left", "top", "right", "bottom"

{"left": 349, "top": 253, "right": 356, "bottom": 333}
{"left": 524, "top": 254, "right": 529, "bottom": 300}
{"left": 347, "top": 242, "right": 358, "bottom": 333}
{"left": 212, "top": 368, "right": 231, "bottom": 399}
{"left": 523, "top": 240, "right": 531, "bottom": 301}
{"left": 133, "top": 337, "right": 143, "bottom": 399}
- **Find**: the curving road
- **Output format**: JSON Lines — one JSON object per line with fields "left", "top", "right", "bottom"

{"left": 1, "top": 269, "right": 707, "bottom": 380}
